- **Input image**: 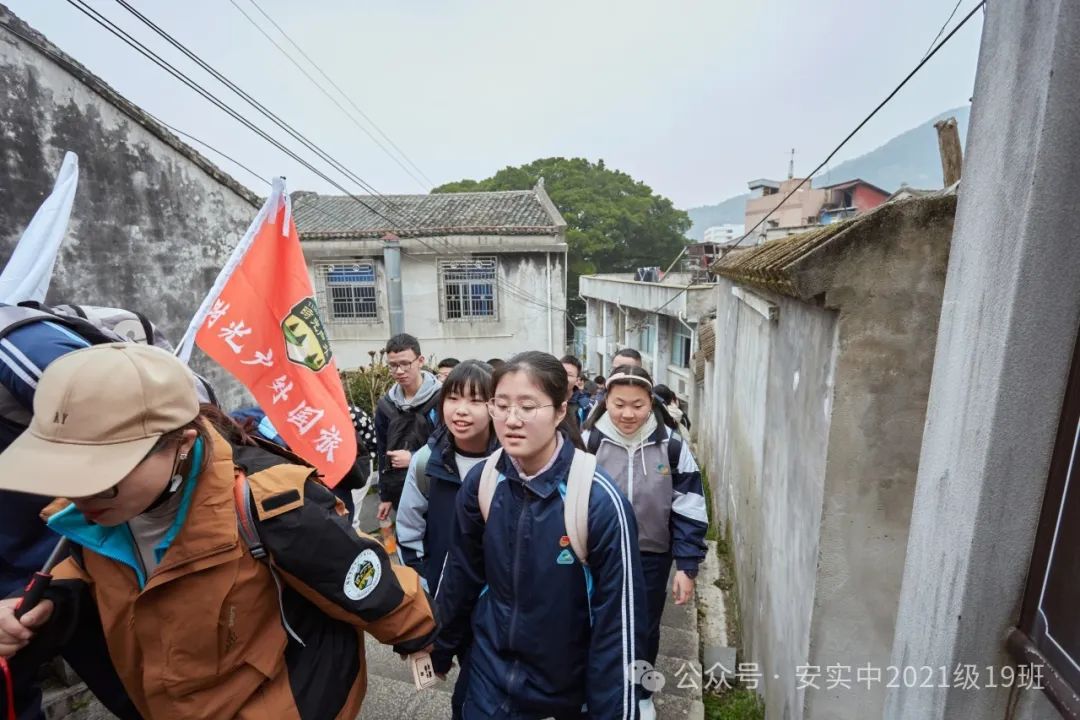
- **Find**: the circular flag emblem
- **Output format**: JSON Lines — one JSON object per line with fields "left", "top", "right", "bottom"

{"left": 559, "top": 535, "right": 571, "bottom": 548}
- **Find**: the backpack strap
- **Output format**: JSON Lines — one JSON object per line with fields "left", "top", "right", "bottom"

{"left": 232, "top": 471, "right": 267, "bottom": 561}
{"left": 667, "top": 430, "right": 683, "bottom": 474}
{"left": 586, "top": 428, "right": 603, "bottom": 455}
{"left": 231, "top": 468, "right": 306, "bottom": 646}
{"left": 563, "top": 449, "right": 596, "bottom": 565}
{"left": 0, "top": 304, "right": 110, "bottom": 346}
{"left": 476, "top": 446, "right": 595, "bottom": 564}
{"left": 414, "top": 444, "right": 432, "bottom": 498}
{"left": 477, "top": 449, "right": 504, "bottom": 521}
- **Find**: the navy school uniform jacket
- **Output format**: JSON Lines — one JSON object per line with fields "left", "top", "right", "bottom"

{"left": 396, "top": 424, "right": 499, "bottom": 596}
{"left": 434, "top": 436, "right": 647, "bottom": 720}
{"left": 569, "top": 388, "right": 592, "bottom": 426}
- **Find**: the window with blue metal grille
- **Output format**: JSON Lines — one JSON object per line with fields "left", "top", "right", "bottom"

{"left": 440, "top": 257, "right": 497, "bottom": 320}
{"left": 320, "top": 262, "right": 378, "bottom": 321}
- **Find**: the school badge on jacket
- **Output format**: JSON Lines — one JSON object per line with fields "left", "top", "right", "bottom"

{"left": 344, "top": 548, "right": 382, "bottom": 600}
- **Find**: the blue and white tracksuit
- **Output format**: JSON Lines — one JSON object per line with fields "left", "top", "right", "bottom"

{"left": 582, "top": 423, "right": 708, "bottom": 672}
{"left": 434, "top": 436, "right": 647, "bottom": 719}
{"left": 397, "top": 425, "right": 498, "bottom": 719}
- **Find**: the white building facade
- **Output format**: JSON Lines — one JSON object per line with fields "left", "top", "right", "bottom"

{"left": 293, "top": 184, "right": 568, "bottom": 368}
{"left": 702, "top": 224, "right": 744, "bottom": 245}
{"left": 580, "top": 272, "right": 715, "bottom": 415}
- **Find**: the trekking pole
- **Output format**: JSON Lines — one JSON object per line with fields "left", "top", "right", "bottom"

{"left": 13, "top": 538, "right": 69, "bottom": 620}
{"left": 2, "top": 538, "right": 70, "bottom": 720}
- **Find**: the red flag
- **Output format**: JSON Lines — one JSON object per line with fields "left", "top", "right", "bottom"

{"left": 180, "top": 179, "right": 356, "bottom": 486}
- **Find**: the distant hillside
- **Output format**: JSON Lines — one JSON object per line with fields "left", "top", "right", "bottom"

{"left": 686, "top": 105, "right": 970, "bottom": 240}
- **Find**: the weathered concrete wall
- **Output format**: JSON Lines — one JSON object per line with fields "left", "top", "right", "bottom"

{"left": 300, "top": 245, "right": 566, "bottom": 367}
{"left": 705, "top": 280, "right": 837, "bottom": 719}
{"left": 805, "top": 196, "right": 953, "bottom": 719}
{"left": 885, "top": 1, "right": 1080, "bottom": 718}
{"left": 0, "top": 7, "right": 257, "bottom": 405}
{"left": 701, "top": 195, "right": 955, "bottom": 720}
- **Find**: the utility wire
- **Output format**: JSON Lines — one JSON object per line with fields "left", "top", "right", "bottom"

{"left": 65, "top": 0, "right": 406, "bottom": 228}
{"left": 107, "top": 0, "right": 556, "bottom": 309}
{"left": 149, "top": 113, "right": 271, "bottom": 187}
{"left": 235, "top": 0, "right": 435, "bottom": 189}
{"left": 107, "top": 0, "right": 424, "bottom": 227}
{"left": 60, "top": 1, "right": 571, "bottom": 314}
{"left": 923, "top": 0, "right": 964, "bottom": 60}
{"left": 731, "top": 0, "right": 985, "bottom": 248}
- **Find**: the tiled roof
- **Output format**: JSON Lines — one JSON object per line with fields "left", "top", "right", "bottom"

{"left": 292, "top": 186, "right": 566, "bottom": 239}
{"left": 711, "top": 193, "right": 956, "bottom": 298}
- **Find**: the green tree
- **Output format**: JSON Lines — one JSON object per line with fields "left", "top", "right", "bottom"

{"left": 435, "top": 157, "right": 690, "bottom": 318}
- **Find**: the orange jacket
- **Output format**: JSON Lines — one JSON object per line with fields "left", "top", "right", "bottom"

{"left": 38, "top": 428, "right": 436, "bottom": 719}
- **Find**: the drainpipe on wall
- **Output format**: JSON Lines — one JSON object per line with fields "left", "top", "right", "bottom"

{"left": 601, "top": 303, "right": 609, "bottom": 375}
{"left": 652, "top": 314, "right": 661, "bottom": 378}
{"left": 383, "top": 233, "right": 403, "bottom": 335}
{"left": 546, "top": 252, "right": 553, "bottom": 354}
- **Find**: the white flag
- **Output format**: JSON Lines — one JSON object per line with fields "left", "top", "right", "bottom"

{"left": 0, "top": 152, "right": 79, "bottom": 304}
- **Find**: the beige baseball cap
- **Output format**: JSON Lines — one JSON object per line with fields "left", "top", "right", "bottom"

{"left": 0, "top": 343, "right": 200, "bottom": 498}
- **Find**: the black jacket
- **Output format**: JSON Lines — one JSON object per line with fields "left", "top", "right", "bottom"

{"left": 374, "top": 394, "right": 440, "bottom": 505}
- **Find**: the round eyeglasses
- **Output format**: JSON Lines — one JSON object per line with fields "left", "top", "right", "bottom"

{"left": 486, "top": 400, "right": 555, "bottom": 422}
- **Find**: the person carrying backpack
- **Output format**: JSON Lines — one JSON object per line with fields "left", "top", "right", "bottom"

{"left": 0, "top": 301, "right": 196, "bottom": 720}
{"left": 434, "top": 351, "right": 646, "bottom": 720}
{"left": 396, "top": 360, "right": 499, "bottom": 720}
{"left": 581, "top": 366, "right": 708, "bottom": 719}
{"left": 560, "top": 355, "right": 591, "bottom": 428}
{"left": 375, "top": 333, "right": 441, "bottom": 521}
{"left": 0, "top": 343, "right": 437, "bottom": 719}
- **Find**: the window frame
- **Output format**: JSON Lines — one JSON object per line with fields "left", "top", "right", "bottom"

{"left": 439, "top": 256, "right": 499, "bottom": 322}
{"left": 316, "top": 260, "right": 381, "bottom": 324}
{"left": 671, "top": 324, "right": 692, "bottom": 369}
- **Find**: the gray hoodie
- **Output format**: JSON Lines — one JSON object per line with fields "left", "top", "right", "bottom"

{"left": 387, "top": 370, "right": 440, "bottom": 410}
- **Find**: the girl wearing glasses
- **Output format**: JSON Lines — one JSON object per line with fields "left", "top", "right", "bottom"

{"left": 397, "top": 360, "right": 499, "bottom": 719}
{"left": 581, "top": 366, "right": 708, "bottom": 719}
{"left": 434, "top": 351, "right": 647, "bottom": 720}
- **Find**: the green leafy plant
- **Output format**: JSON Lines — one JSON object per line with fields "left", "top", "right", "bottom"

{"left": 703, "top": 687, "right": 765, "bottom": 720}
{"left": 341, "top": 350, "right": 394, "bottom": 416}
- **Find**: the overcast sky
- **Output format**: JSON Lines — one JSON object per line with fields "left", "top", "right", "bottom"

{"left": 9, "top": 0, "right": 984, "bottom": 208}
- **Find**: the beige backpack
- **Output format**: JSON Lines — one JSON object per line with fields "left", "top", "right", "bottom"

{"left": 478, "top": 448, "right": 597, "bottom": 564}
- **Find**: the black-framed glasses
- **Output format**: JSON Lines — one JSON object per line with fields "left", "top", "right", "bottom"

{"left": 486, "top": 400, "right": 555, "bottom": 422}
{"left": 388, "top": 358, "right": 420, "bottom": 372}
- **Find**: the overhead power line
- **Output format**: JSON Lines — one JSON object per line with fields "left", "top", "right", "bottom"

{"left": 234, "top": 0, "right": 435, "bottom": 190}
{"left": 731, "top": 0, "right": 985, "bottom": 249}
{"left": 45, "top": 2, "right": 572, "bottom": 316}
{"left": 107, "top": 0, "right": 424, "bottom": 227}
{"left": 64, "top": 0, "right": 413, "bottom": 229}
{"left": 923, "top": 0, "right": 965, "bottom": 60}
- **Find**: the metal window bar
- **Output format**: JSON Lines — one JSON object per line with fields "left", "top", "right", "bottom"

{"left": 441, "top": 257, "right": 497, "bottom": 320}
{"left": 320, "top": 262, "right": 377, "bottom": 322}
